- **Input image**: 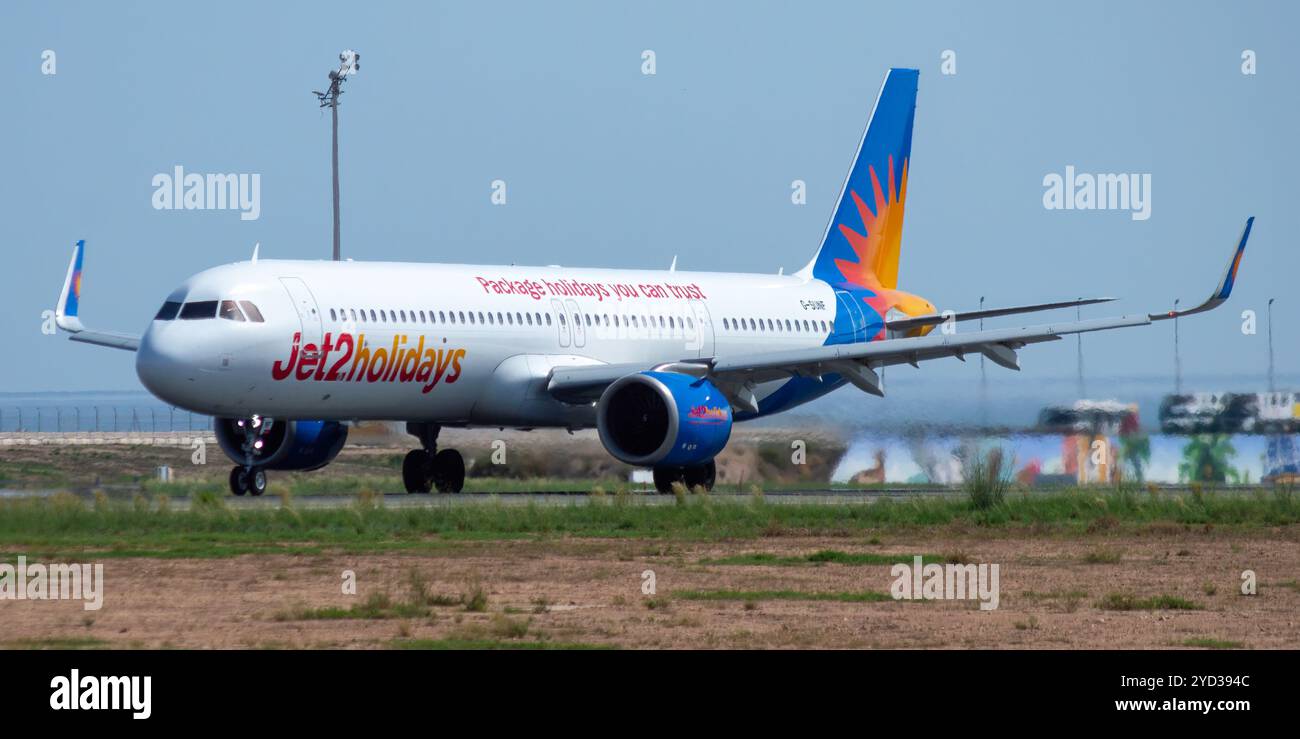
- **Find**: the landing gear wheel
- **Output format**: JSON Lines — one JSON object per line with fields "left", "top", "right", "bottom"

{"left": 249, "top": 469, "right": 267, "bottom": 496}
{"left": 683, "top": 460, "right": 716, "bottom": 492}
{"left": 653, "top": 466, "right": 685, "bottom": 494}
{"left": 431, "top": 449, "right": 465, "bottom": 493}
{"left": 229, "top": 467, "right": 249, "bottom": 496}
{"left": 402, "top": 450, "right": 433, "bottom": 494}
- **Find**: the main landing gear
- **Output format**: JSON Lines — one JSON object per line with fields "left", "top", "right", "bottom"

{"left": 402, "top": 422, "right": 465, "bottom": 494}
{"left": 652, "top": 459, "right": 716, "bottom": 494}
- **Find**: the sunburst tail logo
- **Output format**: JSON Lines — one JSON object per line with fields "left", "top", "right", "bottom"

{"left": 65, "top": 239, "right": 85, "bottom": 317}
{"left": 799, "top": 68, "right": 921, "bottom": 339}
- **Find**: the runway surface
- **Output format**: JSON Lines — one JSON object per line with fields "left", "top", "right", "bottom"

{"left": 3, "top": 485, "right": 1271, "bottom": 510}
{"left": 1, "top": 487, "right": 959, "bottom": 508}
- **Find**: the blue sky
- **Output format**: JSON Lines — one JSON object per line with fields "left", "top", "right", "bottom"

{"left": 1, "top": 0, "right": 1294, "bottom": 393}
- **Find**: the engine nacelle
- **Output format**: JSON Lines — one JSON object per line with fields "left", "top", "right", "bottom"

{"left": 596, "top": 371, "right": 732, "bottom": 467}
{"left": 214, "top": 418, "right": 348, "bottom": 471}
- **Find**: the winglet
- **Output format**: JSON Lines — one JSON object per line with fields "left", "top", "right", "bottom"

{"left": 55, "top": 239, "right": 86, "bottom": 333}
{"left": 1151, "top": 217, "right": 1253, "bottom": 321}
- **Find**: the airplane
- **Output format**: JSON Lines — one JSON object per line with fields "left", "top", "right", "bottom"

{"left": 51, "top": 67, "right": 1253, "bottom": 496}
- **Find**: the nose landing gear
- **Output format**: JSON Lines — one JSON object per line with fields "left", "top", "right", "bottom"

{"left": 228, "top": 415, "right": 272, "bottom": 497}
{"left": 402, "top": 423, "right": 465, "bottom": 494}
{"left": 228, "top": 466, "right": 268, "bottom": 496}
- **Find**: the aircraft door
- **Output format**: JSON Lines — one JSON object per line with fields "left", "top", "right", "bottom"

{"left": 687, "top": 299, "right": 714, "bottom": 358}
{"left": 551, "top": 298, "right": 571, "bottom": 347}
{"left": 834, "top": 290, "right": 867, "bottom": 341}
{"left": 280, "top": 277, "right": 324, "bottom": 357}
{"left": 564, "top": 299, "right": 586, "bottom": 348}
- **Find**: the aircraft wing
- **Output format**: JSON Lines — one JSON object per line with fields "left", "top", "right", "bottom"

{"left": 54, "top": 240, "right": 141, "bottom": 352}
{"left": 547, "top": 217, "right": 1253, "bottom": 410}
{"left": 883, "top": 296, "right": 1116, "bottom": 333}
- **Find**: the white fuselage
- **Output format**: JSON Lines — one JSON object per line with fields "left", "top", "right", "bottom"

{"left": 135, "top": 259, "right": 851, "bottom": 427}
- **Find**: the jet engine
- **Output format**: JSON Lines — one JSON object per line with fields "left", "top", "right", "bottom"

{"left": 596, "top": 371, "right": 732, "bottom": 467}
{"left": 214, "top": 418, "right": 348, "bottom": 471}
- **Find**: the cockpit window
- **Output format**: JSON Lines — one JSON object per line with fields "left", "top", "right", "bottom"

{"left": 238, "top": 301, "right": 265, "bottom": 323}
{"left": 179, "top": 301, "right": 219, "bottom": 320}
{"left": 154, "top": 301, "right": 182, "bottom": 321}
{"left": 219, "top": 300, "right": 246, "bottom": 322}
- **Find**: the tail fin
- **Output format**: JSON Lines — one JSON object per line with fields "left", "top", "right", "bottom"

{"left": 799, "top": 68, "right": 918, "bottom": 291}
{"left": 56, "top": 239, "right": 86, "bottom": 332}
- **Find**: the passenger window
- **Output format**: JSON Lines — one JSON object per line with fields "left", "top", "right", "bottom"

{"left": 235, "top": 301, "right": 263, "bottom": 322}
{"left": 468, "top": 312, "right": 476, "bottom": 325}
{"left": 329, "top": 309, "right": 337, "bottom": 321}
{"left": 459, "top": 311, "right": 467, "bottom": 323}
{"left": 180, "top": 301, "right": 218, "bottom": 320}
{"left": 220, "top": 300, "right": 246, "bottom": 322}
{"left": 154, "top": 301, "right": 182, "bottom": 321}
{"left": 545, "top": 314, "right": 552, "bottom": 326}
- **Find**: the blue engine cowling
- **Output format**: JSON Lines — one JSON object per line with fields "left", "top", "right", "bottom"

{"left": 214, "top": 418, "right": 349, "bottom": 471}
{"left": 596, "top": 371, "right": 732, "bottom": 467}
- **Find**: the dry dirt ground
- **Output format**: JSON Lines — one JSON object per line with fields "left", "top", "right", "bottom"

{"left": 3, "top": 530, "right": 1297, "bottom": 649}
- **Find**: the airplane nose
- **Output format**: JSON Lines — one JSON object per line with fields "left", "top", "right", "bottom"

{"left": 136, "top": 324, "right": 197, "bottom": 408}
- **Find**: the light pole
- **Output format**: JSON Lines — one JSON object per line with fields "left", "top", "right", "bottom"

{"left": 1268, "top": 298, "right": 1276, "bottom": 393}
{"left": 979, "top": 295, "right": 986, "bottom": 379}
{"left": 314, "top": 49, "right": 360, "bottom": 261}
{"left": 978, "top": 295, "right": 987, "bottom": 426}
{"left": 1076, "top": 297, "right": 1085, "bottom": 398}
{"left": 1173, "top": 298, "right": 1182, "bottom": 394}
